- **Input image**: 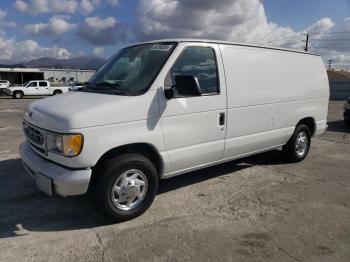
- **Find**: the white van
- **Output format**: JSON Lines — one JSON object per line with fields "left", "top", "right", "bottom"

{"left": 20, "top": 39, "right": 329, "bottom": 221}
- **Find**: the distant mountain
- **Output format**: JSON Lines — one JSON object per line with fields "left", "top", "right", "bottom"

{"left": 0, "top": 56, "right": 106, "bottom": 70}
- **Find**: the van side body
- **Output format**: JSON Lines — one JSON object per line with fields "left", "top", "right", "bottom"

{"left": 20, "top": 39, "right": 329, "bottom": 219}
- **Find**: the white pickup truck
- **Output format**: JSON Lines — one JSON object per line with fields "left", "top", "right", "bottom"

{"left": 5, "top": 80, "right": 69, "bottom": 99}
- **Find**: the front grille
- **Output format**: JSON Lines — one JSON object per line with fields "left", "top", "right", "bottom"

{"left": 23, "top": 121, "right": 47, "bottom": 155}
{"left": 24, "top": 124, "right": 44, "bottom": 145}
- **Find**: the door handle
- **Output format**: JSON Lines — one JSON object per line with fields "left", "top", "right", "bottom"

{"left": 219, "top": 112, "right": 225, "bottom": 126}
{"left": 35, "top": 88, "right": 38, "bottom": 89}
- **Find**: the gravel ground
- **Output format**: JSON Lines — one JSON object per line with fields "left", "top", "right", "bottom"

{"left": 0, "top": 97, "right": 349, "bottom": 262}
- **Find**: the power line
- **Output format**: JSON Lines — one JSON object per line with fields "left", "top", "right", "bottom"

{"left": 309, "top": 31, "right": 350, "bottom": 35}
{"left": 258, "top": 35, "right": 302, "bottom": 45}
{"left": 311, "top": 45, "right": 350, "bottom": 49}
{"left": 310, "top": 39, "right": 350, "bottom": 41}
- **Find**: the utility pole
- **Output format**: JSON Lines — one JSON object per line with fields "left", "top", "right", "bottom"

{"left": 327, "top": 59, "right": 332, "bottom": 71}
{"left": 304, "top": 33, "right": 309, "bottom": 52}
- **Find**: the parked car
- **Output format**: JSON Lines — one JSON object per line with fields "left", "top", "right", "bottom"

{"left": 0, "top": 80, "right": 11, "bottom": 95}
{"left": 344, "top": 98, "right": 350, "bottom": 127}
{"left": 4, "top": 80, "right": 69, "bottom": 99}
{"left": 20, "top": 39, "right": 329, "bottom": 221}
{"left": 69, "top": 82, "right": 85, "bottom": 91}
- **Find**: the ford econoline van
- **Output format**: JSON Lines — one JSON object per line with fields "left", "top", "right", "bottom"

{"left": 20, "top": 39, "right": 329, "bottom": 221}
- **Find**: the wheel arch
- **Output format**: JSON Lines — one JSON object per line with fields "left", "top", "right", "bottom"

{"left": 296, "top": 117, "right": 316, "bottom": 136}
{"left": 53, "top": 89, "right": 62, "bottom": 94}
{"left": 92, "top": 142, "right": 164, "bottom": 180}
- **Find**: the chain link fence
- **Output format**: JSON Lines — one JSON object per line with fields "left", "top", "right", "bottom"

{"left": 329, "top": 79, "right": 350, "bottom": 100}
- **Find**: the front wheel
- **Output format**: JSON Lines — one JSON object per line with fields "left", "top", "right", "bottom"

{"left": 282, "top": 124, "right": 311, "bottom": 162}
{"left": 13, "top": 91, "right": 23, "bottom": 99}
{"left": 95, "top": 153, "right": 158, "bottom": 221}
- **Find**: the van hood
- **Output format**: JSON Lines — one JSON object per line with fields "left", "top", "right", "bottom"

{"left": 24, "top": 91, "right": 158, "bottom": 132}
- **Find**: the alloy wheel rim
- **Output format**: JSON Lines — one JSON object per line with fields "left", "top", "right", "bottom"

{"left": 111, "top": 169, "right": 148, "bottom": 211}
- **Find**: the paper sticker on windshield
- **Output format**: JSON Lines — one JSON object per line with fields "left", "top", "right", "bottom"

{"left": 151, "top": 45, "right": 172, "bottom": 51}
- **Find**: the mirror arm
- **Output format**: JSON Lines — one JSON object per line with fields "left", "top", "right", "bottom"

{"left": 164, "top": 86, "right": 175, "bottom": 99}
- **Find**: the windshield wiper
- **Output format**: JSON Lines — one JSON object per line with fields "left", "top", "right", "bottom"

{"left": 86, "top": 81, "right": 127, "bottom": 95}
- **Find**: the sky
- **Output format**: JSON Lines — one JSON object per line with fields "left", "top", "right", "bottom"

{"left": 0, "top": 0, "right": 349, "bottom": 68}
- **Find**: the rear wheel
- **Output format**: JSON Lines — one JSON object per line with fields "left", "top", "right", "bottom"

{"left": 53, "top": 90, "right": 62, "bottom": 95}
{"left": 13, "top": 91, "right": 23, "bottom": 99}
{"left": 283, "top": 124, "right": 311, "bottom": 162}
{"left": 95, "top": 153, "right": 158, "bottom": 221}
{"left": 345, "top": 119, "right": 350, "bottom": 127}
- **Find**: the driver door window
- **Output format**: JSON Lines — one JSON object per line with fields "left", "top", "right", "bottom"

{"left": 172, "top": 46, "right": 219, "bottom": 95}
{"left": 27, "top": 82, "right": 37, "bottom": 88}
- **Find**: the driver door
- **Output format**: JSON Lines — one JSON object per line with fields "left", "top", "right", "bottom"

{"left": 158, "top": 43, "right": 227, "bottom": 175}
{"left": 25, "top": 82, "right": 38, "bottom": 95}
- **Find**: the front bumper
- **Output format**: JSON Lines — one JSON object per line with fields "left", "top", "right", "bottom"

{"left": 20, "top": 142, "right": 92, "bottom": 197}
{"left": 3, "top": 88, "right": 12, "bottom": 96}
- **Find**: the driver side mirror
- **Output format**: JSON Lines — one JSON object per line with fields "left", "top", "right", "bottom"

{"left": 164, "top": 75, "right": 202, "bottom": 99}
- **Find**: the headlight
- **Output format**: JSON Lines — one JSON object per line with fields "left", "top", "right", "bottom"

{"left": 54, "top": 134, "right": 83, "bottom": 157}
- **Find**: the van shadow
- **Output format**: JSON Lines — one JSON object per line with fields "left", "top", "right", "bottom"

{"left": 0, "top": 150, "right": 286, "bottom": 238}
{"left": 327, "top": 120, "right": 350, "bottom": 133}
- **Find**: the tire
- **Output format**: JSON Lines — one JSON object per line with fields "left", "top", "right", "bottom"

{"left": 13, "top": 91, "right": 23, "bottom": 99}
{"left": 345, "top": 119, "right": 350, "bottom": 127}
{"left": 95, "top": 153, "right": 158, "bottom": 221}
{"left": 53, "top": 90, "right": 62, "bottom": 95}
{"left": 282, "top": 124, "right": 311, "bottom": 163}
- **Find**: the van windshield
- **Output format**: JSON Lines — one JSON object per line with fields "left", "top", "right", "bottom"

{"left": 82, "top": 42, "right": 177, "bottom": 96}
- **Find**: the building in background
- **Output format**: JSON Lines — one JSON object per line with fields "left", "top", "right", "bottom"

{"left": 0, "top": 68, "right": 95, "bottom": 85}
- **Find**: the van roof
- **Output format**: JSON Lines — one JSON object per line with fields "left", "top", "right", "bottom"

{"left": 136, "top": 38, "right": 319, "bottom": 57}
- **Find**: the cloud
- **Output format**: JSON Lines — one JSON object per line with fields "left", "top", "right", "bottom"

{"left": 24, "top": 15, "right": 76, "bottom": 36}
{"left": 0, "top": 21, "right": 17, "bottom": 28}
{"left": 107, "top": 0, "right": 120, "bottom": 6}
{"left": 0, "top": 36, "right": 71, "bottom": 62}
{"left": 135, "top": 0, "right": 350, "bottom": 67}
{"left": 0, "top": 6, "right": 70, "bottom": 63}
{"left": 306, "top": 18, "right": 335, "bottom": 34}
{"left": 134, "top": 0, "right": 312, "bottom": 52}
{"left": 14, "top": 0, "right": 100, "bottom": 15}
{"left": 136, "top": 0, "right": 283, "bottom": 43}
{"left": 307, "top": 17, "right": 350, "bottom": 66}
{"left": 76, "top": 16, "right": 126, "bottom": 45}
{"left": 92, "top": 47, "right": 104, "bottom": 56}
{"left": 0, "top": 9, "right": 6, "bottom": 19}
{"left": 80, "top": 0, "right": 101, "bottom": 15}
{"left": 14, "top": 0, "right": 29, "bottom": 13}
